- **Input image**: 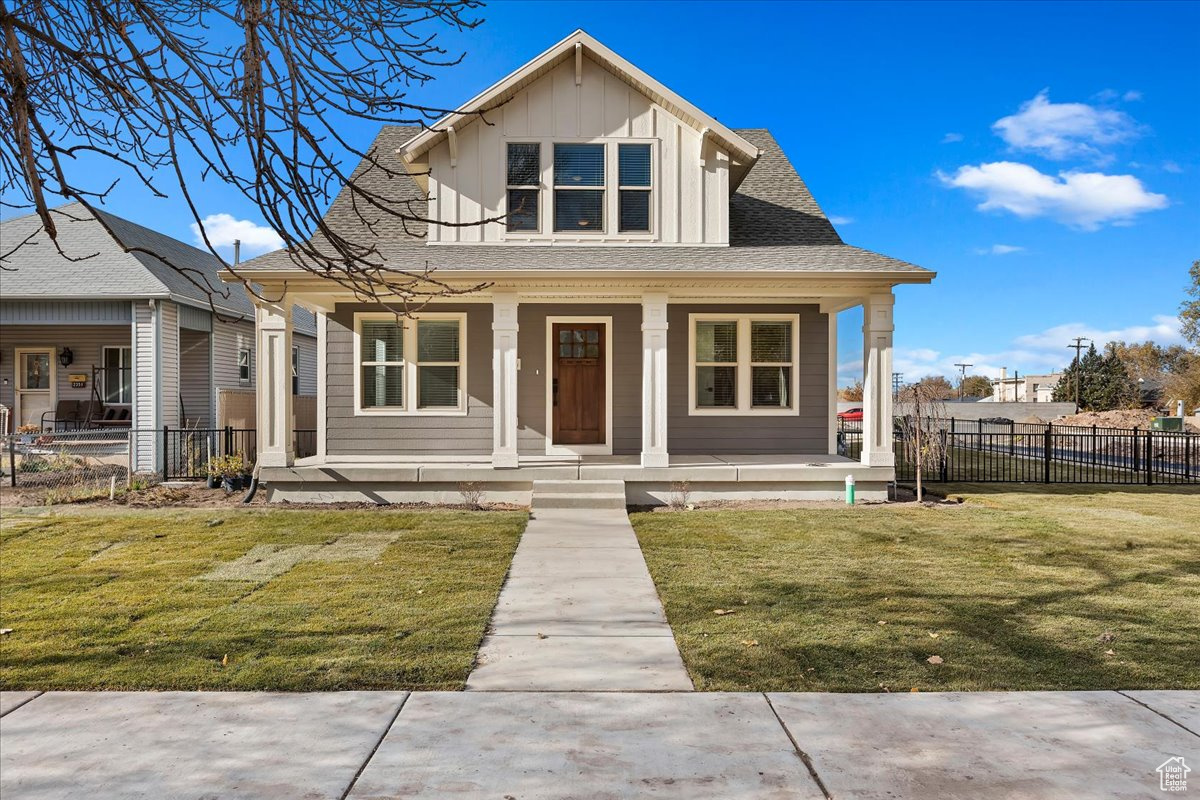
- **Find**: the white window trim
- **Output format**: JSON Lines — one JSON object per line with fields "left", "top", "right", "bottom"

{"left": 238, "top": 348, "right": 252, "bottom": 384}
{"left": 544, "top": 315, "right": 613, "bottom": 455}
{"left": 687, "top": 313, "right": 800, "bottom": 416}
{"left": 102, "top": 345, "right": 133, "bottom": 405}
{"left": 352, "top": 311, "right": 469, "bottom": 417}
{"left": 498, "top": 137, "right": 658, "bottom": 243}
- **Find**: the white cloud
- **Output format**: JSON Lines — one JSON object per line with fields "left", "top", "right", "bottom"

{"left": 828, "top": 215, "right": 854, "bottom": 225}
{"left": 938, "top": 161, "right": 1167, "bottom": 230}
{"left": 1123, "top": 90, "right": 1143, "bottom": 102}
{"left": 191, "top": 213, "right": 283, "bottom": 258}
{"left": 1163, "top": 160, "right": 1183, "bottom": 174}
{"left": 992, "top": 89, "right": 1139, "bottom": 161}
{"left": 941, "top": 132, "right": 964, "bottom": 144}
{"left": 867, "top": 315, "right": 1186, "bottom": 383}
{"left": 974, "top": 244, "right": 1024, "bottom": 255}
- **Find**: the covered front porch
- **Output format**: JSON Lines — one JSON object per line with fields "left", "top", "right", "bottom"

{"left": 248, "top": 274, "right": 906, "bottom": 503}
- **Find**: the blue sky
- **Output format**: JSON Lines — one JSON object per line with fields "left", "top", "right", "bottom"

{"left": 11, "top": 1, "right": 1198, "bottom": 386}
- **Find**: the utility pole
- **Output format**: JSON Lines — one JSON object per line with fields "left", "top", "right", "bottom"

{"left": 1067, "top": 338, "right": 1090, "bottom": 413}
{"left": 892, "top": 372, "right": 903, "bottom": 399}
{"left": 953, "top": 363, "right": 973, "bottom": 401}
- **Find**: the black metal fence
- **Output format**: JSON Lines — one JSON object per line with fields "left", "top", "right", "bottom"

{"left": 162, "top": 427, "right": 318, "bottom": 481}
{"left": 838, "top": 418, "right": 1199, "bottom": 485}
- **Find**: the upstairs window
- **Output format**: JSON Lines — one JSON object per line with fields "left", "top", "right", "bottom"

{"left": 506, "top": 143, "right": 540, "bottom": 232}
{"left": 554, "top": 144, "right": 605, "bottom": 232}
{"left": 618, "top": 144, "right": 652, "bottom": 232}
{"left": 238, "top": 348, "right": 252, "bottom": 384}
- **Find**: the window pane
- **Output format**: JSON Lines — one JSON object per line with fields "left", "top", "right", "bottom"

{"left": 695, "top": 321, "right": 737, "bottom": 363}
{"left": 554, "top": 190, "right": 603, "bottom": 231}
{"left": 696, "top": 366, "right": 736, "bottom": 407}
{"left": 751, "top": 321, "right": 792, "bottom": 362}
{"left": 362, "top": 364, "right": 403, "bottom": 407}
{"left": 419, "top": 365, "right": 459, "bottom": 408}
{"left": 361, "top": 321, "right": 403, "bottom": 362}
{"left": 119, "top": 349, "right": 132, "bottom": 403}
{"left": 22, "top": 353, "right": 50, "bottom": 390}
{"left": 104, "top": 348, "right": 122, "bottom": 403}
{"left": 418, "top": 320, "right": 459, "bottom": 362}
{"left": 238, "top": 350, "right": 250, "bottom": 381}
{"left": 618, "top": 144, "right": 651, "bottom": 186}
{"left": 619, "top": 190, "right": 650, "bottom": 232}
{"left": 554, "top": 144, "right": 604, "bottom": 186}
{"left": 752, "top": 366, "right": 792, "bottom": 408}
{"left": 506, "top": 143, "right": 540, "bottom": 185}
{"left": 506, "top": 189, "right": 538, "bottom": 232}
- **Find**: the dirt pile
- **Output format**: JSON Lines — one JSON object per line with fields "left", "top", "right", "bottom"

{"left": 1053, "top": 409, "right": 1200, "bottom": 432}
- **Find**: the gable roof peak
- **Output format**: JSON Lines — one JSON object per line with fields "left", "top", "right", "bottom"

{"left": 397, "top": 29, "right": 760, "bottom": 179}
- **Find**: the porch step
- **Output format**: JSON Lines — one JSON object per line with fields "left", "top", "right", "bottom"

{"left": 531, "top": 479, "right": 627, "bottom": 510}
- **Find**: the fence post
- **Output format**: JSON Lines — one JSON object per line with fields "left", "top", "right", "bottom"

{"left": 1145, "top": 430, "right": 1153, "bottom": 487}
{"left": 162, "top": 426, "right": 169, "bottom": 481}
{"left": 8, "top": 436, "right": 15, "bottom": 488}
{"left": 1187, "top": 432, "right": 1193, "bottom": 480}
{"left": 1043, "top": 423, "right": 1052, "bottom": 483}
{"left": 939, "top": 428, "right": 949, "bottom": 482}
{"left": 224, "top": 426, "right": 234, "bottom": 458}
{"left": 1131, "top": 426, "right": 1140, "bottom": 476}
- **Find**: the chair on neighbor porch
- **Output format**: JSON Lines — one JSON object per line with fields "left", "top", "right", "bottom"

{"left": 40, "top": 400, "right": 83, "bottom": 432}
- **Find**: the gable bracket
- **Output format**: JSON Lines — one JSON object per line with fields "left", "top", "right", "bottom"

{"left": 447, "top": 126, "right": 458, "bottom": 168}
{"left": 575, "top": 42, "right": 583, "bottom": 85}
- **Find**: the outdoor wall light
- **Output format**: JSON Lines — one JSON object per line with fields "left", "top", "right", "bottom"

{"left": 58, "top": 347, "right": 74, "bottom": 367}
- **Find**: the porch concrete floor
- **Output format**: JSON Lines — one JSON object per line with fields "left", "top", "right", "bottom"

{"left": 466, "top": 508, "right": 693, "bottom": 691}
{"left": 2, "top": 690, "right": 1195, "bottom": 799}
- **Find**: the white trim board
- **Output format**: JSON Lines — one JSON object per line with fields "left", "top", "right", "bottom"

{"left": 543, "top": 315, "right": 613, "bottom": 456}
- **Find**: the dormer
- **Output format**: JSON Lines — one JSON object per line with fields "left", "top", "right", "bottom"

{"left": 397, "top": 30, "right": 761, "bottom": 246}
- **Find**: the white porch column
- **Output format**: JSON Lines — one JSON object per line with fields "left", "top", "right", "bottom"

{"left": 641, "top": 292, "right": 669, "bottom": 468}
{"left": 492, "top": 292, "right": 520, "bottom": 468}
{"left": 861, "top": 291, "right": 895, "bottom": 467}
{"left": 255, "top": 296, "right": 294, "bottom": 468}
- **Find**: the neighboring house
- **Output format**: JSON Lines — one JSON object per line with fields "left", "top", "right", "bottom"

{"left": 232, "top": 30, "right": 934, "bottom": 503}
{"left": 989, "top": 369, "right": 1061, "bottom": 403}
{"left": 0, "top": 203, "right": 317, "bottom": 471}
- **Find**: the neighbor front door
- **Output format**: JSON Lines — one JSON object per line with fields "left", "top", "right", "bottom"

{"left": 14, "top": 349, "right": 55, "bottom": 429}
{"left": 552, "top": 323, "right": 605, "bottom": 445}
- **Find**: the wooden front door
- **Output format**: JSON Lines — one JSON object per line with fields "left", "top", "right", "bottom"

{"left": 552, "top": 323, "right": 605, "bottom": 445}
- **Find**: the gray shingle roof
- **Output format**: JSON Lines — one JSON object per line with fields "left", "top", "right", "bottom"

{"left": 1, "top": 202, "right": 316, "bottom": 335}
{"left": 240, "top": 127, "right": 931, "bottom": 276}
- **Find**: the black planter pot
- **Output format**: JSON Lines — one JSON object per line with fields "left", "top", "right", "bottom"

{"left": 206, "top": 475, "right": 221, "bottom": 490}
{"left": 224, "top": 475, "right": 243, "bottom": 492}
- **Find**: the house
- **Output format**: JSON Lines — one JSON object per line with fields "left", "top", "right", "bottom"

{"left": 0, "top": 203, "right": 317, "bottom": 472}
{"left": 230, "top": 30, "right": 934, "bottom": 504}
{"left": 989, "top": 368, "right": 1061, "bottom": 403}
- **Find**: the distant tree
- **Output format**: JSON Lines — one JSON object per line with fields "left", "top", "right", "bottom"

{"left": 1164, "top": 357, "right": 1200, "bottom": 414}
{"left": 838, "top": 381, "right": 864, "bottom": 402}
{"left": 959, "top": 375, "right": 993, "bottom": 398}
{"left": 1181, "top": 260, "right": 1200, "bottom": 347}
{"left": 1054, "top": 343, "right": 1138, "bottom": 411}
{"left": 1109, "top": 340, "right": 1193, "bottom": 382}
{"left": 915, "top": 375, "right": 955, "bottom": 400}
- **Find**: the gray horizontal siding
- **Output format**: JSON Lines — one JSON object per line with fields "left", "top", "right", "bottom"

{"left": 0, "top": 300, "right": 131, "bottom": 325}
{"left": 326, "top": 303, "right": 492, "bottom": 456}
{"left": 178, "top": 304, "right": 213, "bottom": 332}
{"left": 294, "top": 333, "right": 318, "bottom": 396}
{"left": 667, "top": 303, "right": 828, "bottom": 454}
{"left": 516, "top": 303, "right": 642, "bottom": 456}
{"left": 179, "top": 327, "right": 212, "bottom": 427}
{"left": 212, "top": 317, "right": 256, "bottom": 391}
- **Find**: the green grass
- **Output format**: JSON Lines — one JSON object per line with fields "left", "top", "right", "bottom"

{"left": 631, "top": 485, "right": 1200, "bottom": 692}
{"left": 0, "top": 508, "right": 526, "bottom": 691}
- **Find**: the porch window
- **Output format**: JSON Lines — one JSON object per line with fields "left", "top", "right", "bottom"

{"left": 553, "top": 143, "right": 604, "bottom": 232}
{"left": 355, "top": 313, "right": 466, "bottom": 414}
{"left": 292, "top": 346, "right": 300, "bottom": 395}
{"left": 102, "top": 346, "right": 132, "bottom": 404}
{"left": 618, "top": 144, "right": 651, "bottom": 232}
{"left": 506, "top": 143, "right": 540, "bottom": 232}
{"left": 238, "top": 348, "right": 251, "bottom": 384}
{"left": 689, "top": 314, "right": 799, "bottom": 415}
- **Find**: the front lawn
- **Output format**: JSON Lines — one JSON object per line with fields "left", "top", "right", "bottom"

{"left": 631, "top": 485, "right": 1200, "bottom": 692}
{"left": 0, "top": 508, "right": 526, "bottom": 691}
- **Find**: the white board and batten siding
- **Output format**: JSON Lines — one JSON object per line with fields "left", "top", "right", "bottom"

{"left": 425, "top": 55, "right": 729, "bottom": 245}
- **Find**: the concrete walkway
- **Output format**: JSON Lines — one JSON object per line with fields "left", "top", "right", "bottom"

{"left": 466, "top": 508, "right": 692, "bottom": 691}
{"left": 1, "top": 689, "right": 1195, "bottom": 798}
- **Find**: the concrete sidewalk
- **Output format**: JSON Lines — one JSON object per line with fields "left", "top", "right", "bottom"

{"left": 466, "top": 508, "right": 692, "bottom": 691}
{"left": 1, "top": 689, "right": 1195, "bottom": 799}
